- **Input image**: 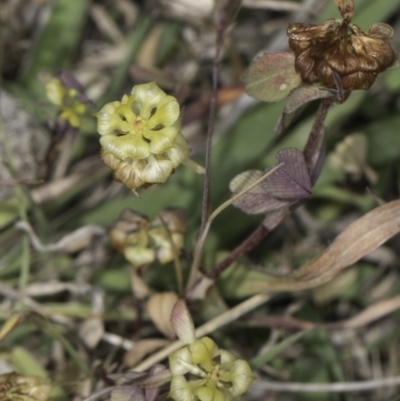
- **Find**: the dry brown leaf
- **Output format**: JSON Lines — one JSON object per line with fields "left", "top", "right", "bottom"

{"left": 79, "top": 318, "right": 104, "bottom": 349}
{"left": 123, "top": 339, "right": 169, "bottom": 367}
{"left": 220, "top": 200, "right": 400, "bottom": 296}
{"left": 266, "top": 200, "right": 400, "bottom": 291}
{"left": 129, "top": 267, "right": 150, "bottom": 300}
{"left": 147, "top": 292, "right": 178, "bottom": 339}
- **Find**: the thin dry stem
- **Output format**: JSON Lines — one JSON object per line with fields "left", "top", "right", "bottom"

{"left": 187, "top": 164, "right": 283, "bottom": 289}
{"left": 200, "top": 20, "right": 225, "bottom": 233}
{"left": 253, "top": 375, "right": 400, "bottom": 393}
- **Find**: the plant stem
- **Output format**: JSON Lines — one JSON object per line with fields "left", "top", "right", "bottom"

{"left": 206, "top": 99, "right": 332, "bottom": 281}
{"left": 208, "top": 224, "right": 269, "bottom": 280}
{"left": 200, "top": 25, "right": 224, "bottom": 234}
{"left": 303, "top": 98, "right": 331, "bottom": 167}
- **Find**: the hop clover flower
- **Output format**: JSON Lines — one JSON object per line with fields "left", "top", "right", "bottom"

{"left": 287, "top": 0, "right": 395, "bottom": 90}
{"left": 96, "top": 82, "right": 190, "bottom": 191}
{"left": 169, "top": 337, "right": 255, "bottom": 401}
{"left": 109, "top": 208, "right": 186, "bottom": 267}
{"left": 46, "top": 77, "right": 86, "bottom": 128}
{"left": 169, "top": 301, "right": 255, "bottom": 401}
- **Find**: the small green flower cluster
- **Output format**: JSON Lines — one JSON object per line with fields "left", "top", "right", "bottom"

{"left": 46, "top": 77, "right": 86, "bottom": 128}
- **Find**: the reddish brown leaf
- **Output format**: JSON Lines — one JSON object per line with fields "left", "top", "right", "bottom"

{"left": 285, "top": 85, "right": 332, "bottom": 114}
{"left": 229, "top": 170, "right": 287, "bottom": 215}
{"left": 262, "top": 148, "right": 311, "bottom": 200}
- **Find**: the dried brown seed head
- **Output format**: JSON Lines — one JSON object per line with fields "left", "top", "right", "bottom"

{"left": 287, "top": 1, "right": 395, "bottom": 90}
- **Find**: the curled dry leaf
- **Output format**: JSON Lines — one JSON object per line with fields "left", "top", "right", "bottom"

{"left": 221, "top": 200, "right": 400, "bottom": 296}
{"left": 243, "top": 52, "right": 301, "bottom": 102}
{"left": 147, "top": 292, "right": 179, "bottom": 339}
{"left": 15, "top": 221, "right": 105, "bottom": 254}
{"left": 270, "top": 199, "right": 400, "bottom": 291}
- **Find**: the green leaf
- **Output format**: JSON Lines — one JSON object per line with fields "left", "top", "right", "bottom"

{"left": 20, "top": 0, "right": 91, "bottom": 94}
{"left": 243, "top": 52, "right": 301, "bottom": 102}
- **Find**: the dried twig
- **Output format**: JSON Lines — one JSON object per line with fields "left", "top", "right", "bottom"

{"left": 252, "top": 376, "right": 400, "bottom": 393}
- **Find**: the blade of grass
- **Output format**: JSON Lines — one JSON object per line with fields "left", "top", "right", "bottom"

{"left": 98, "top": 16, "right": 154, "bottom": 105}
{"left": 21, "top": 0, "right": 91, "bottom": 94}
{"left": 250, "top": 329, "right": 309, "bottom": 369}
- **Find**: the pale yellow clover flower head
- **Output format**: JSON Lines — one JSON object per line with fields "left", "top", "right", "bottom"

{"left": 96, "top": 82, "right": 190, "bottom": 191}
{"left": 169, "top": 337, "right": 255, "bottom": 401}
{"left": 46, "top": 77, "right": 86, "bottom": 128}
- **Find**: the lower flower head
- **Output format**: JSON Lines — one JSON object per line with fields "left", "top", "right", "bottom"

{"left": 96, "top": 82, "right": 189, "bottom": 191}
{"left": 0, "top": 373, "right": 51, "bottom": 401}
{"left": 287, "top": 0, "right": 395, "bottom": 90}
{"left": 109, "top": 208, "right": 186, "bottom": 267}
{"left": 169, "top": 337, "right": 255, "bottom": 401}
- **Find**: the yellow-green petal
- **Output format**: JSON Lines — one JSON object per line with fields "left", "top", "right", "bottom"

{"left": 100, "top": 133, "right": 151, "bottom": 160}
{"left": 195, "top": 383, "right": 225, "bottom": 401}
{"left": 169, "top": 347, "right": 193, "bottom": 376}
{"left": 227, "top": 360, "right": 255, "bottom": 397}
{"left": 191, "top": 337, "right": 217, "bottom": 372}
{"left": 131, "top": 82, "right": 166, "bottom": 120}
{"left": 170, "top": 377, "right": 207, "bottom": 401}
{"left": 147, "top": 95, "right": 180, "bottom": 128}
{"left": 166, "top": 133, "right": 190, "bottom": 167}
{"left": 144, "top": 126, "right": 178, "bottom": 154}
{"left": 142, "top": 155, "right": 174, "bottom": 183}
{"left": 114, "top": 95, "right": 137, "bottom": 123}
{"left": 124, "top": 246, "right": 155, "bottom": 267}
{"left": 96, "top": 102, "right": 131, "bottom": 135}
{"left": 219, "top": 350, "right": 236, "bottom": 366}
